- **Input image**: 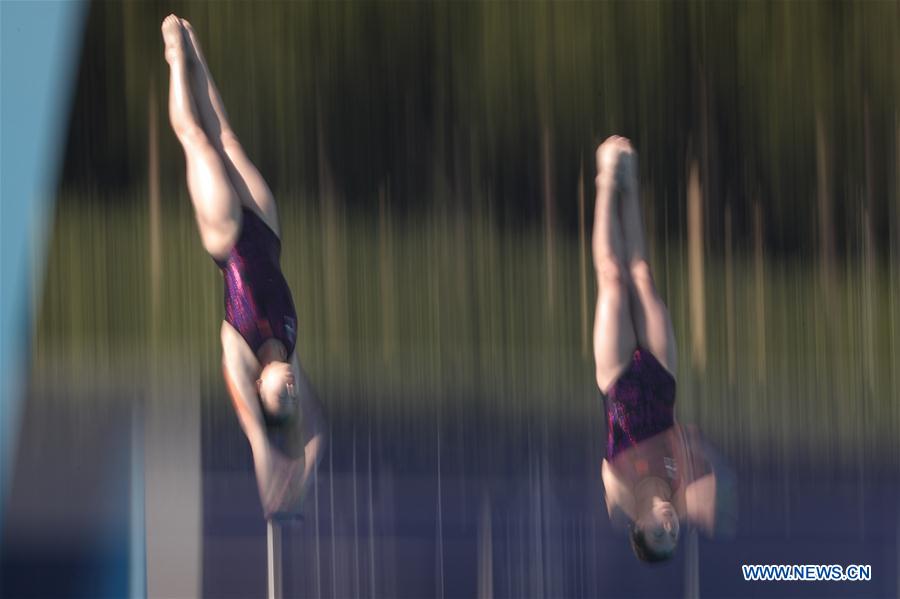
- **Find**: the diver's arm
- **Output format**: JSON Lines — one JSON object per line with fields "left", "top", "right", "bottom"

{"left": 223, "top": 356, "right": 305, "bottom": 518}
{"left": 221, "top": 326, "right": 267, "bottom": 449}
{"left": 222, "top": 361, "right": 266, "bottom": 447}
{"left": 677, "top": 424, "right": 738, "bottom": 537}
{"left": 286, "top": 353, "right": 327, "bottom": 503}
{"left": 222, "top": 325, "right": 297, "bottom": 517}
{"left": 684, "top": 474, "right": 717, "bottom": 535}
{"left": 247, "top": 354, "right": 327, "bottom": 519}
{"left": 602, "top": 459, "right": 636, "bottom": 522}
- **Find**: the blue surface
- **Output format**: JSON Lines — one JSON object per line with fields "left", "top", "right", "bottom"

{"left": 0, "top": 0, "right": 87, "bottom": 524}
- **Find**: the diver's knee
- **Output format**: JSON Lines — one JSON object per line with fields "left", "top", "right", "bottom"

{"left": 597, "top": 257, "right": 628, "bottom": 293}
{"left": 628, "top": 259, "right": 654, "bottom": 287}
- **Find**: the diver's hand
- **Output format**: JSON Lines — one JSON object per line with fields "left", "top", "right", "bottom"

{"left": 255, "top": 443, "right": 307, "bottom": 520}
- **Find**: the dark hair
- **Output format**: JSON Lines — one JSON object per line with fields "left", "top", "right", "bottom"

{"left": 629, "top": 525, "right": 675, "bottom": 563}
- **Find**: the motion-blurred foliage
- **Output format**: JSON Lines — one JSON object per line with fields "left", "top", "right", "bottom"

{"left": 39, "top": 1, "right": 900, "bottom": 470}
{"left": 63, "top": 1, "right": 899, "bottom": 255}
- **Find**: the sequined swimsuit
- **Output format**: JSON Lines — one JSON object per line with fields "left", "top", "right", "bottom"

{"left": 603, "top": 347, "right": 676, "bottom": 460}
{"left": 215, "top": 207, "right": 297, "bottom": 357}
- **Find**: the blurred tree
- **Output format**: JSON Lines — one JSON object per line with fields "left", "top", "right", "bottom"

{"left": 60, "top": 0, "right": 899, "bottom": 257}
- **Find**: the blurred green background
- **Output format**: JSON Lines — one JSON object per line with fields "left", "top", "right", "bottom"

{"left": 36, "top": 0, "right": 900, "bottom": 473}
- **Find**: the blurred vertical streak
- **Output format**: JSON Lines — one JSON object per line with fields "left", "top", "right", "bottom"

{"left": 724, "top": 203, "right": 735, "bottom": 387}
{"left": 477, "top": 493, "right": 493, "bottom": 599}
{"left": 535, "top": 3, "right": 555, "bottom": 316}
{"left": 149, "top": 78, "right": 161, "bottom": 324}
{"left": 379, "top": 186, "right": 395, "bottom": 363}
{"left": 144, "top": 371, "right": 201, "bottom": 598}
{"left": 267, "top": 520, "right": 282, "bottom": 599}
{"left": 863, "top": 95, "right": 876, "bottom": 403}
{"left": 538, "top": 455, "right": 550, "bottom": 598}
{"left": 143, "top": 74, "right": 201, "bottom": 598}
{"left": 329, "top": 429, "right": 337, "bottom": 598}
{"left": 436, "top": 419, "right": 445, "bottom": 599}
{"left": 814, "top": 111, "right": 837, "bottom": 475}
{"left": 129, "top": 401, "right": 146, "bottom": 599}
{"left": 367, "top": 431, "right": 376, "bottom": 599}
{"left": 314, "top": 468, "right": 322, "bottom": 599}
{"left": 504, "top": 514, "right": 512, "bottom": 596}
{"left": 753, "top": 201, "right": 766, "bottom": 385}
{"left": 129, "top": 78, "right": 161, "bottom": 599}
{"left": 816, "top": 111, "right": 836, "bottom": 298}
{"left": 894, "top": 116, "right": 900, "bottom": 465}
{"left": 683, "top": 529, "right": 699, "bottom": 599}
{"left": 0, "top": 0, "right": 87, "bottom": 531}
{"left": 578, "top": 163, "right": 589, "bottom": 357}
{"left": 542, "top": 127, "right": 556, "bottom": 313}
{"left": 352, "top": 432, "right": 360, "bottom": 599}
{"left": 530, "top": 456, "right": 544, "bottom": 599}
{"left": 687, "top": 161, "right": 706, "bottom": 373}
{"left": 859, "top": 203, "right": 874, "bottom": 540}
{"left": 316, "top": 99, "right": 346, "bottom": 357}
{"left": 897, "top": 513, "right": 900, "bottom": 599}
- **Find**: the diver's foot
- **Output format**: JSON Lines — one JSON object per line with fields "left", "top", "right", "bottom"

{"left": 161, "top": 14, "right": 186, "bottom": 65}
{"left": 596, "top": 135, "right": 636, "bottom": 191}
{"left": 180, "top": 18, "right": 210, "bottom": 72}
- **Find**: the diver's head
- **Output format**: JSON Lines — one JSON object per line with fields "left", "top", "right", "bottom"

{"left": 630, "top": 498, "right": 679, "bottom": 562}
{"left": 257, "top": 361, "right": 297, "bottom": 423}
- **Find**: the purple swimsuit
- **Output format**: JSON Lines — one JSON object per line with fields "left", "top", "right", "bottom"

{"left": 603, "top": 347, "right": 676, "bottom": 459}
{"left": 215, "top": 207, "right": 297, "bottom": 357}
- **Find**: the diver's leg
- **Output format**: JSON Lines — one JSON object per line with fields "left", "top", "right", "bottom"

{"left": 164, "top": 15, "right": 241, "bottom": 260}
{"left": 593, "top": 137, "right": 638, "bottom": 393}
{"left": 180, "top": 18, "right": 280, "bottom": 235}
{"left": 616, "top": 139, "right": 678, "bottom": 376}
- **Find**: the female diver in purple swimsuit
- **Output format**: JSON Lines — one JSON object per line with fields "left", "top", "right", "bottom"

{"left": 162, "top": 15, "right": 326, "bottom": 520}
{"left": 593, "top": 137, "right": 727, "bottom": 562}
